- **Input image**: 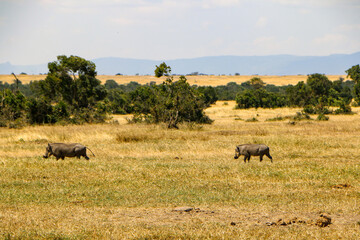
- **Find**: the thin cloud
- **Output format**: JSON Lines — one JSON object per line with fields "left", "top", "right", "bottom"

{"left": 256, "top": 17, "right": 267, "bottom": 28}
{"left": 313, "top": 34, "right": 347, "bottom": 46}
{"left": 201, "top": 0, "right": 242, "bottom": 8}
{"left": 338, "top": 24, "right": 360, "bottom": 32}
{"left": 110, "top": 17, "right": 136, "bottom": 26}
{"left": 271, "top": 0, "right": 360, "bottom": 7}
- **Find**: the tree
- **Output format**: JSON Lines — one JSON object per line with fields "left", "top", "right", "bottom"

{"left": 306, "top": 73, "right": 332, "bottom": 98}
{"left": 346, "top": 65, "right": 360, "bottom": 104}
{"left": 34, "top": 55, "right": 108, "bottom": 123}
{"left": 0, "top": 89, "right": 26, "bottom": 122}
{"left": 26, "top": 97, "right": 55, "bottom": 124}
{"left": 197, "top": 86, "right": 218, "bottom": 106}
{"left": 286, "top": 81, "right": 313, "bottom": 106}
{"left": 154, "top": 62, "right": 171, "bottom": 77}
{"left": 107, "top": 89, "right": 130, "bottom": 114}
{"left": 346, "top": 65, "right": 360, "bottom": 83}
{"left": 104, "top": 79, "right": 119, "bottom": 89}
{"left": 160, "top": 76, "right": 213, "bottom": 128}
{"left": 131, "top": 64, "right": 212, "bottom": 128}
{"left": 39, "top": 55, "right": 106, "bottom": 108}
{"left": 249, "top": 77, "right": 265, "bottom": 89}
{"left": 235, "top": 88, "right": 286, "bottom": 109}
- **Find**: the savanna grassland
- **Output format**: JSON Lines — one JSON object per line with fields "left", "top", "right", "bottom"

{"left": 1, "top": 101, "right": 360, "bottom": 239}
{"left": 0, "top": 74, "right": 349, "bottom": 86}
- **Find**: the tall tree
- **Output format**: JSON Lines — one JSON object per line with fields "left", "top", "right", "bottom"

{"left": 306, "top": 73, "right": 332, "bottom": 98}
{"left": 346, "top": 65, "right": 360, "bottom": 103}
{"left": 346, "top": 65, "right": 360, "bottom": 83}
{"left": 131, "top": 63, "right": 212, "bottom": 128}
{"left": 154, "top": 62, "right": 171, "bottom": 78}
{"left": 249, "top": 77, "right": 265, "bottom": 89}
{"left": 39, "top": 55, "right": 106, "bottom": 108}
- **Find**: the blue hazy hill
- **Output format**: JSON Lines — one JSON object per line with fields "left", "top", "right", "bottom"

{"left": 1, "top": 52, "right": 359, "bottom": 75}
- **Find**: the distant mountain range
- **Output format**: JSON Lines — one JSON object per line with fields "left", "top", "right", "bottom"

{"left": 1, "top": 52, "right": 359, "bottom": 75}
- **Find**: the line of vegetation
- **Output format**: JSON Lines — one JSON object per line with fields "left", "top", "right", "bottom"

{"left": 1, "top": 55, "right": 359, "bottom": 128}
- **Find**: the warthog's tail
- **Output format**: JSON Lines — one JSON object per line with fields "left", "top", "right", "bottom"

{"left": 86, "top": 147, "right": 95, "bottom": 157}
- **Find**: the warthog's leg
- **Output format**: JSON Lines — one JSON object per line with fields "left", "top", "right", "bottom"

{"left": 61, "top": 156, "right": 65, "bottom": 160}
{"left": 266, "top": 152, "right": 273, "bottom": 162}
{"left": 260, "top": 154, "right": 263, "bottom": 162}
{"left": 243, "top": 154, "right": 251, "bottom": 162}
{"left": 84, "top": 155, "right": 89, "bottom": 160}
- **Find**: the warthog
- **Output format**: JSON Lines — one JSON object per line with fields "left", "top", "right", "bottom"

{"left": 43, "top": 143, "right": 95, "bottom": 160}
{"left": 234, "top": 144, "right": 272, "bottom": 163}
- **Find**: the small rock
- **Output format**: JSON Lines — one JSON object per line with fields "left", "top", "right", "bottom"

{"left": 315, "top": 213, "right": 331, "bottom": 227}
{"left": 230, "top": 222, "right": 236, "bottom": 226}
{"left": 331, "top": 183, "right": 352, "bottom": 189}
{"left": 266, "top": 222, "right": 276, "bottom": 226}
{"left": 277, "top": 218, "right": 287, "bottom": 226}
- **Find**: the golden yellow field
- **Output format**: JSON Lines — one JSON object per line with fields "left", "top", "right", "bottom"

{"left": 0, "top": 74, "right": 349, "bottom": 86}
{"left": 0, "top": 101, "right": 360, "bottom": 239}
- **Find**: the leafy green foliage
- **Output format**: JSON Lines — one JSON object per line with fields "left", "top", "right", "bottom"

{"left": 286, "top": 81, "right": 314, "bottom": 106}
{"left": 197, "top": 86, "right": 218, "bottom": 106}
{"left": 31, "top": 55, "right": 109, "bottom": 124}
{"left": 0, "top": 61, "right": 358, "bottom": 127}
{"left": 37, "top": 55, "right": 106, "bottom": 109}
{"left": 131, "top": 64, "right": 213, "bottom": 128}
{"left": 0, "top": 89, "right": 26, "bottom": 126}
{"left": 249, "top": 77, "right": 265, "bottom": 89}
{"left": 154, "top": 62, "right": 171, "bottom": 78}
{"left": 235, "top": 88, "right": 286, "bottom": 109}
{"left": 215, "top": 82, "right": 244, "bottom": 100}
{"left": 107, "top": 89, "right": 131, "bottom": 114}
{"left": 26, "top": 97, "right": 55, "bottom": 124}
{"left": 346, "top": 64, "right": 360, "bottom": 83}
{"left": 316, "top": 113, "right": 329, "bottom": 121}
{"left": 307, "top": 73, "right": 333, "bottom": 98}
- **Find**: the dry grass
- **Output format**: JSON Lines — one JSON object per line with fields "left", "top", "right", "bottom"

{"left": 1, "top": 102, "right": 360, "bottom": 239}
{"left": 0, "top": 74, "right": 349, "bottom": 86}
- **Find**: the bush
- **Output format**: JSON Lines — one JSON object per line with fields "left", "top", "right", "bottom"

{"left": 26, "top": 97, "right": 56, "bottom": 124}
{"left": 288, "top": 112, "right": 312, "bottom": 121}
{"left": 303, "top": 105, "right": 331, "bottom": 114}
{"left": 334, "top": 102, "right": 352, "bottom": 114}
{"left": 245, "top": 117, "right": 258, "bottom": 122}
{"left": 317, "top": 113, "right": 329, "bottom": 121}
{"left": 0, "top": 89, "right": 26, "bottom": 122}
{"left": 266, "top": 115, "right": 284, "bottom": 121}
{"left": 235, "top": 88, "right": 286, "bottom": 109}
{"left": 131, "top": 66, "right": 213, "bottom": 128}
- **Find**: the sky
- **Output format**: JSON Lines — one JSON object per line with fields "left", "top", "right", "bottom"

{"left": 0, "top": 0, "right": 359, "bottom": 65}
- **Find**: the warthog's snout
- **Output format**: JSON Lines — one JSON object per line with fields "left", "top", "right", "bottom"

{"left": 43, "top": 155, "right": 48, "bottom": 158}
{"left": 234, "top": 156, "right": 239, "bottom": 159}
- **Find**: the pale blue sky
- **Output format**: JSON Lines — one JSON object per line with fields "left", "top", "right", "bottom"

{"left": 0, "top": 0, "right": 359, "bottom": 65}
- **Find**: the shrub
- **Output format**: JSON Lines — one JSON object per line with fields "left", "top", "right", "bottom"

{"left": 245, "top": 117, "right": 258, "bottom": 122}
{"left": 287, "top": 112, "right": 312, "bottom": 121}
{"left": 317, "top": 113, "right": 329, "bottom": 121}
{"left": 266, "top": 116, "right": 284, "bottom": 121}
{"left": 235, "top": 88, "right": 286, "bottom": 109}
{"left": 303, "top": 105, "right": 331, "bottom": 114}
{"left": 334, "top": 102, "right": 352, "bottom": 114}
{"left": 26, "top": 97, "right": 56, "bottom": 124}
{"left": 132, "top": 65, "right": 213, "bottom": 128}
